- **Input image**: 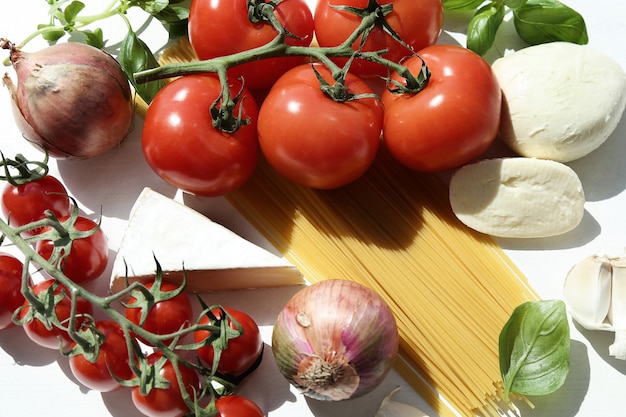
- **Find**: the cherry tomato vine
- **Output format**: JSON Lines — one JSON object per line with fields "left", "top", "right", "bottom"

{"left": 0, "top": 153, "right": 265, "bottom": 416}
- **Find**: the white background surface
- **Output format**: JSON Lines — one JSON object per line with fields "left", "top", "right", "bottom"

{"left": 0, "top": 1, "right": 625, "bottom": 416}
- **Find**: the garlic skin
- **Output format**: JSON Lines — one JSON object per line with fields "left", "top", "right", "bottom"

{"left": 563, "top": 255, "right": 626, "bottom": 359}
{"left": 608, "top": 258, "right": 626, "bottom": 359}
{"left": 375, "top": 387, "right": 430, "bottom": 417}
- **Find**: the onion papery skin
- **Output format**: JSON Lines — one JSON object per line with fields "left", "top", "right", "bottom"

{"left": 272, "top": 279, "right": 399, "bottom": 401}
{"left": 3, "top": 42, "right": 134, "bottom": 159}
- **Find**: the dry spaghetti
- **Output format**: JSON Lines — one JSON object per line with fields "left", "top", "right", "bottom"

{"left": 145, "top": 38, "right": 540, "bottom": 417}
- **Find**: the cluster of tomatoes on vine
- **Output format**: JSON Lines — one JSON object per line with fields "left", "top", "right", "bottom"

{"left": 141, "top": 0, "right": 502, "bottom": 198}
{"left": 0, "top": 154, "right": 265, "bottom": 417}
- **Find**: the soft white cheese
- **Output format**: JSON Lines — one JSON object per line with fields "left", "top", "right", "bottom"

{"left": 493, "top": 42, "right": 626, "bottom": 162}
{"left": 449, "top": 157, "right": 585, "bottom": 238}
{"left": 110, "top": 188, "right": 304, "bottom": 293}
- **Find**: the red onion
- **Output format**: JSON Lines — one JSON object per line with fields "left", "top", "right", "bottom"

{"left": 272, "top": 279, "right": 399, "bottom": 401}
{"left": 1, "top": 39, "right": 134, "bottom": 159}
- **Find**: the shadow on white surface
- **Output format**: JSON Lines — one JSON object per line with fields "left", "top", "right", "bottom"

{"left": 574, "top": 322, "right": 626, "bottom": 375}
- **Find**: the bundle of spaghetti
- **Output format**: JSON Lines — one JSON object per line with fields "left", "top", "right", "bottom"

{"left": 227, "top": 151, "right": 539, "bottom": 417}
{"left": 151, "top": 39, "right": 541, "bottom": 417}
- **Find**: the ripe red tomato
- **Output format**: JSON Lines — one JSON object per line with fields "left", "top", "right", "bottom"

{"left": 131, "top": 352, "right": 200, "bottom": 417}
{"left": 215, "top": 395, "right": 264, "bottom": 417}
{"left": 125, "top": 281, "right": 193, "bottom": 346}
{"left": 381, "top": 44, "right": 502, "bottom": 172}
{"left": 194, "top": 307, "right": 263, "bottom": 376}
{"left": 68, "top": 320, "right": 133, "bottom": 392}
{"left": 1, "top": 175, "right": 70, "bottom": 237}
{"left": 142, "top": 75, "right": 259, "bottom": 197}
{"left": 0, "top": 252, "right": 31, "bottom": 330}
{"left": 35, "top": 215, "right": 109, "bottom": 283}
{"left": 188, "top": 0, "right": 314, "bottom": 90}
{"left": 20, "top": 279, "right": 93, "bottom": 349}
{"left": 314, "top": 0, "right": 443, "bottom": 77}
{"left": 257, "top": 63, "right": 383, "bottom": 189}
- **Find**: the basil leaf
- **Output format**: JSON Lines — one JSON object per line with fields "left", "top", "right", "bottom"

{"left": 64, "top": 1, "right": 85, "bottom": 24}
{"left": 81, "top": 28, "right": 105, "bottom": 49}
{"left": 119, "top": 31, "right": 166, "bottom": 104}
{"left": 466, "top": 2, "right": 505, "bottom": 56}
{"left": 443, "top": 0, "right": 485, "bottom": 11}
{"left": 499, "top": 299, "right": 570, "bottom": 402}
{"left": 38, "top": 24, "right": 66, "bottom": 42}
{"left": 513, "top": 0, "right": 588, "bottom": 45}
{"left": 153, "top": 5, "right": 190, "bottom": 39}
{"left": 134, "top": 0, "right": 170, "bottom": 14}
{"left": 504, "top": 0, "right": 527, "bottom": 9}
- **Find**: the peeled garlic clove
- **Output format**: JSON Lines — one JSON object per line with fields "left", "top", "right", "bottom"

{"left": 375, "top": 387, "right": 430, "bottom": 417}
{"left": 608, "top": 258, "right": 626, "bottom": 359}
{"left": 563, "top": 255, "right": 612, "bottom": 330}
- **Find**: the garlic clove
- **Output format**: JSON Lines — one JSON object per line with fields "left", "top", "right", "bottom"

{"left": 608, "top": 258, "right": 626, "bottom": 359}
{"left": 563, "top": 255, "right": 613, "bottom": 331}
{"left": 375, "top": 387, "right": 430, "bottom": 417}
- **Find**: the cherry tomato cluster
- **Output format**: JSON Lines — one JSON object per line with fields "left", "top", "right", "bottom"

{"left": 0, "top": 169, "right": 265, "bottom": 417}
{"left": 142, "top": 0, "right": 502, "bottom": 195}
{"left": 1, "top": 172, "right": 109, "bottom": 283}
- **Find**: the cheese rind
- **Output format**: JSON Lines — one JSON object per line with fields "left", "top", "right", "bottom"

{"left": 110, "top": 188, "right": 304, "bottom": 293}
{"left": 493, "top": 42, "right": 626, "bottom": 162}
{"left": 449, "top": 157, "right": 585, "bottom": 238}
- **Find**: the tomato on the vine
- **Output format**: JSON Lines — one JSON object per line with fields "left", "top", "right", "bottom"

{"left": 188, "top": 0, "right": 314, "bottom": 90}
{"left": 381, "top": 44, "right": 502, "bottom": 172}
{"left": 35, "top": 215, "right": 109, "bottom": 283}
{"left": 314, "top": 0, "right": 443, "bottom": 77}
{"left": 194, "top": 307, "right": 263, "bottom": 376}
{"left": 131, "top": 351, "right": 200, "bottom": 417}
{"left": 1, "top": 175, "right": 70, "bottom": 237}
{"left": 215, "top": 395, "right": 264, "bottom": 417}
{"left": 142, "top": 75, "right": 259, "bottom": 197}
{"left": 125, "top": 281, "right": 193, "bottom": 346}
{"left": 69, "top": 320, "right": 133, "bottom": 392}
{"left": 257, "top": 63, "right": 383, "bottom": 189}
{"left": 0, "top": 252, "right": 31, "bottom": 330}
{"left": 20, "top": 279, "right": 93, "bottom": 349}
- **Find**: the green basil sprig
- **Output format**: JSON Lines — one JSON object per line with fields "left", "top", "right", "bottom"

{"left": 499, "top": 299, "right": 570, "bottom": 402}
{"left": 444, "top": 0, "right": 588, "bottom": 55}
{"left": 120, "top": 31, "right": 166, "bottom": 104}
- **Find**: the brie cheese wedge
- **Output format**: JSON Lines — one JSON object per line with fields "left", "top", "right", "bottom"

{"left": 110, "top": 188, "right": 304, "bottom": 294}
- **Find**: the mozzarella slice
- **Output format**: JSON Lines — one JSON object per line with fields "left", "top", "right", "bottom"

{"left": 449, "top": 157, "right": 585, "bottom": 238}
{"left": 493, "top": 42, "right": 626, "bottom": 162}
{"left": 110, "top": 188, "right": 304, "bottom": 293}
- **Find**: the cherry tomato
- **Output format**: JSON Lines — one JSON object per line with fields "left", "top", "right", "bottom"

{"left": 0, "top": 252, "right": 31, "bottom": 330}
{"left": 35, "top": 215, "right": 109, "bottom": 283}
{"left": 142, "top": 74, "right": 259, "bottom": 197}
{"left": 125, "top": 281, "right": 193, "bottom": 346}
{"left": 20, "top": 279, "right": 93, "bottom": 349}
{"left": 215, "top": 395, "right": 264, "bottom": 417}
{"left": 69, "top": 320, "right": 133, "bottom": 392}
{"left": 314, "top": 0, "right": 443, "bottom": 77}
{"left": 1, "top": 175, "right": 70, "bottom": 237}
{"left": 381, "top": 44, "right": 502, "bottom": 172}
{"left": 194, "top": 307, "right": 263, "bottom": 376}
{"left": 188, "top": 0, "right": 314, "bottom": 90}
{"left": 131, "top": 351, "right": 200, "bottom": 417}
{"left": 257, "top": 63, "right": 383, "bottom": 189}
